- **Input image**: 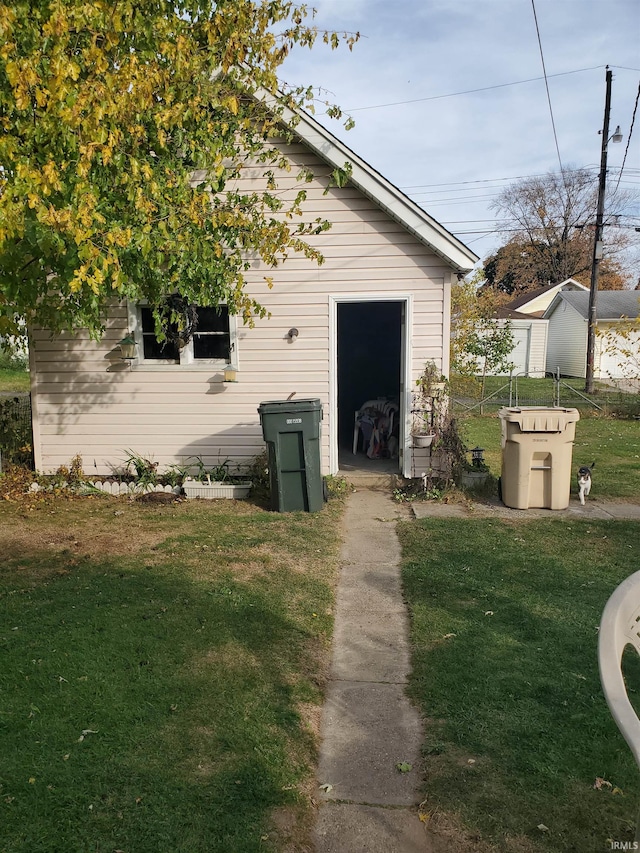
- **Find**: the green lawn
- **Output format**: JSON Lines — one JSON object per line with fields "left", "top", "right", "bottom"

{"left": 400, "top": 516, "right": 640, "bottom": 853}
{"left": 459, "top": 413, "right": 640, "bottom": 501}
{"left": 0, "top": 494, "right": 343, "bottom": 852}
{"left": 0, "top": 362, "right": 30, "bottom": 394}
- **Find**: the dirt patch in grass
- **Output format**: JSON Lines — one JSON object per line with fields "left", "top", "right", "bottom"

{"left": 0, "top": 502, "right": 173, "bottom": 570}
{"left": 269, "top": 802, "right": 315, "bottom": 853}
{"left": 191, "top": 641, "right": 262, "bottom": 676}
{"left": 427, "top": 808, "right": 539, "bottom": 853}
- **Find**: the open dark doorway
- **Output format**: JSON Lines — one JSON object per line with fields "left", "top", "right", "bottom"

{"left": 337, "top": 301, "right": 402, "bottom": 470}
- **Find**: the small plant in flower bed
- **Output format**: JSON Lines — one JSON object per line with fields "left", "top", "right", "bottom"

{"left": 393, "top": 480, "right": 446, "bottom": 503}
{"left": 122, "top": 449, "right": 160, "bottom": 486}
{"left": 182, "top": 457, "right": 253, "bottom": 501}
{"left": 24, "top": 453, "right": 184, "bottom": 496}
{"left": 184, "top": 456, "right": 251, "bottom": 485}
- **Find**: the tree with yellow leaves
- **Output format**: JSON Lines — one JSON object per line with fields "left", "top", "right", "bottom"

{"left": 0, "top": 0, "right": 358, "bottom": 339}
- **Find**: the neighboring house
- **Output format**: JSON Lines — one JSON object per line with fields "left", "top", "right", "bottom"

{"left": 503, "top": 278, "right": 588, "bottom": 318}
{"left": 484, "top": 279, "right": 589, "bottom": 378}
{"left": 29, "top": 107, "right": 478, "bottom": 480}
{"left": 544, "top": 291, "right": 640, "bottom": 379}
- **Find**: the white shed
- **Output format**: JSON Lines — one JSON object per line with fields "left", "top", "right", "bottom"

{"left": 544, "top": 291, "right": 640, "bottom": 379}
{"left": 489, "top": 309, "right": 548, "bottom": 378}
{"left": 29, "top": 107, "right": 478, "bottom": 480}
{"left": 483, "top": 279, "right": 588, "bottom": 378}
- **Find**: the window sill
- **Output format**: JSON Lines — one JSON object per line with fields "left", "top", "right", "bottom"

{"left": 130, "top": 362, "right": 230, "bottom": 371}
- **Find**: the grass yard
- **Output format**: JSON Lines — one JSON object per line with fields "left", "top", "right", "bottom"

{"left": 459, "top": 414, "right": 640, "bottom": 501}
{"left": 0, "top": 369, "right": 29, "bottom": 394}
{"left": 0, "top": 359, "right": 30, "bottom": 394}
{"left": 400, "top": 516, "right": 640, "bottom": 853}
{"left": 0, "top": 493, "right": 343, "bottom": 853}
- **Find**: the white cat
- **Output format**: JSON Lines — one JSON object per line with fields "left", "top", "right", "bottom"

{"left": 577, "top": 462, "right": 595, "bottom": 506}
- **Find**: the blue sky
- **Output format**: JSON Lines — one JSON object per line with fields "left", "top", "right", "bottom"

{"left": 281, "top": 0, "right": 640, "bottom": 270}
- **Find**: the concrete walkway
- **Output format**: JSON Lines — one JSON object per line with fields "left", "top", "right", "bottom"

{"left": 313, "top": 490, "right": 437, "bottom": 853}
{"left": 411, "top": 496, "right": 640, "bottom": 521}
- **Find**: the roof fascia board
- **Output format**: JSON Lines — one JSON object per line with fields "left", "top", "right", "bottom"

{"left": 542, "top": 292, "right": 564, "bottom": 319}
{"left": 259, "top": 90, "right": 479, "bottom": 273}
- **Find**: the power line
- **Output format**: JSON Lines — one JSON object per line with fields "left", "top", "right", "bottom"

{"left": 530, "top": 0, "right": 565, "bottom": 175}
{"left": 614, "top": 81, "right": 640, "bottom": 193}
{"left": 340, "top": 65, "right": 606, "bottom": 113}
{"left": 399, "top": 165, "right": 624, "bottom": 193}
{"left": 400, "top": 173, "right": 550, "bottom": 191}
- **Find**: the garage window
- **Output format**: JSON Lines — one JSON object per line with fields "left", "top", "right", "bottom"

{"left": 130, "top": 302, "right": 237, "bottom": 368}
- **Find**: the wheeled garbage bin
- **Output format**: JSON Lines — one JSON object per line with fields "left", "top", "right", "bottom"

{"left": 258, "top": 398, "right": 324, "bottom": 512}
{"left": 498, "top": 407, "right": 580, "bottom": 510}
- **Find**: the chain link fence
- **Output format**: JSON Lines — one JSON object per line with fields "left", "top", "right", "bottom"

{"left": 0, "top": 393, "right": 33, "bottom": 468}
{"left": 452, "top": 373, "right": 639, "bottom": 418}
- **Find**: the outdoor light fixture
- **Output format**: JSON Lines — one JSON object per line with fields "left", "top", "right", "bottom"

{"left": 223, "top": 364, "right": 238, "bottom": 383}
{"left": 118, "top": 333, "right": 137, "bottom": 361}
{"left": 471, "top": 446, "right": 485, "bottom": 468}
{"left": 287, "top": 328, "right": 299, "bottom": 341}
{"left": 611, "top": 124, "right": 623, "bottom": 143}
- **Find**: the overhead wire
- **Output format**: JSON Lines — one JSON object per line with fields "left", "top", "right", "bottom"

{"left": 614, "top": 81, "right": 640, "bottom": 193}
{"left": 341, "top": 65, "right": 606, "bottom": 113}
{"left": 530, "top": 0, "right": 565, "bottom": 176}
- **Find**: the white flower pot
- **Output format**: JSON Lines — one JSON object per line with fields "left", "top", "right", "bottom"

{"left": 413, "top": 434, "right": 435, "bottom": 448}
{"left": 183, "top": 481, "right": 252, "bottom": 500}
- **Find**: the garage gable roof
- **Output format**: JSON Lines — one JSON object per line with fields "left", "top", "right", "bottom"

{"left": 263, "top": 93, "right": 479, "bottom": 274}
{"left": 543, "top": 291, "right": 640, "bottom": 320}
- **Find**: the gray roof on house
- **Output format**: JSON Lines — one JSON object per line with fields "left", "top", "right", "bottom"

{"left": 505, "top": 278, "right": 586, "bottom": 311}
{"left": 543, "top": 290, "right": 640, "bottom": 320}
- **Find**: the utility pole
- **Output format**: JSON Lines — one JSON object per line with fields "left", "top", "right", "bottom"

{"left": 585, "top": 66, "right": 619, "bottom": 394}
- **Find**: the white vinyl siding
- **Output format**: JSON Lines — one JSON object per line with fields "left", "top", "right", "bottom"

{"left": 514, "top": 320, "right": 548, "bottom": 378}
{"left": 545, "top": 301, "right": 588, "bottom": 377}
{"left": 464, "top": 319, "right": 548, "bottom": 378}
{"left": 31, "top": 141, "right": 454, "bottom": 475}
{"left": 595, "top": 323, "right": 640, "bottom": 379}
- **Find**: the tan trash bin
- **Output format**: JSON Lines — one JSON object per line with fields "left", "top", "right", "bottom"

{"left": 498, "top": 407, "right": 580, "bottom": 510}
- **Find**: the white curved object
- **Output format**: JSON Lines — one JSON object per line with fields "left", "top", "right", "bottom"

{"left": 598, "top": 570, "right": 640, "bottom": 769}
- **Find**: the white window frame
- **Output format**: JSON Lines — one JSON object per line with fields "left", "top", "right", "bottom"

{"left": 127, "top": 300, "right": 238, "bottom": 370}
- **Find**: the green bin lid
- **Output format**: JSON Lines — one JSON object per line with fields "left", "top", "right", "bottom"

{"left": 258, "top": 398, "right": 322, "bottom": 415}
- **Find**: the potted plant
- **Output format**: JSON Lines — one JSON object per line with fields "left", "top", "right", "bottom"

{"left": 183, "top": 457, "right": 252, "bottom": 500}
{"left": 412, "top": 361, "right": 447, "bottom": 448}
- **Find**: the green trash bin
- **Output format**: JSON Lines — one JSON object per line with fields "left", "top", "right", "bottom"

{"left": 258, "top": 398, "right": 324, "bottom": 512}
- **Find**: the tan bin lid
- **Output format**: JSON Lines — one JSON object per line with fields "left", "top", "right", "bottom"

{"left": 498, "top": 406, "right": 580, "bottom": 432}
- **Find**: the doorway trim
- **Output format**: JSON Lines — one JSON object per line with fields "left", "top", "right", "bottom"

{"left": 329, "top": 293, "right": 413, "bottom": 476}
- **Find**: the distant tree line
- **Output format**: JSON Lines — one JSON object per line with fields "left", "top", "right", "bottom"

{"left": 480, "top": 167, "right": 637, "bottom": 298}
